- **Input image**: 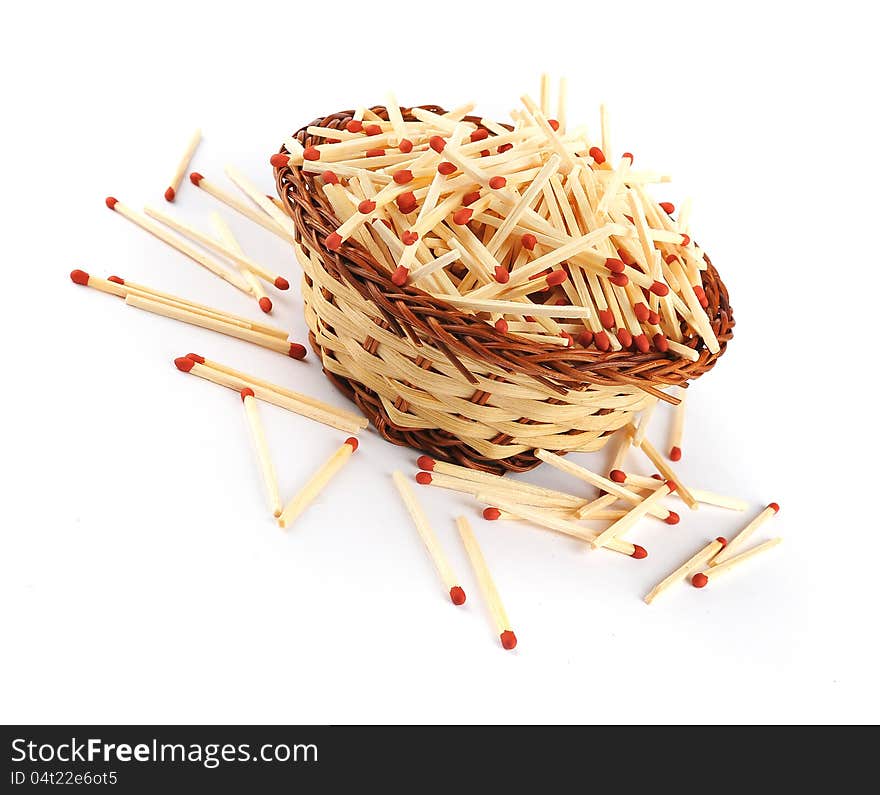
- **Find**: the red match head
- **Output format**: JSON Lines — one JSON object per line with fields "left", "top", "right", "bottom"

{"left": 500, "top": 630, "right": 517, "bottom": 650}
{"left": 174, "top": 356, "right": 195, "bottom": 372}
{"left": 669, "top": 446, "right": 682, "bottom": 462}
{"left": 665, "top": 511, "right": 680, "bottom": 525}
{"left": 463, "top": 190, "right": 481, "bottom": 206}
{"left": 610, "top": 274, "right": 629, "bottom": 287}
{"left": 692, "top": 572, "right": 709, "bottom": 588}
{"left": 186, "top": 353, "right": 205, "bottom": 364}
{"left": 70, "top": 269, "right": 90, "bottom": 286}
{"left": 345, "top": 437, "right": 359, "bottom": 451}
{"left": 616, "top": 329, "right": 633, "bottom": 348}
{"left": 470, "top": 128, "right": 490, "bottom": 142}
{"left": 634, "top": 334, "right": 650, "bottom": 353}
{"left": 609, "top": 469, "right": 626, "bottom": 483}
{"left": 415, "top": 471, "right": 432, "bottom": 485}
{"left": 598, "top": 309, "right": 615, "bottom": 329}
{"left": 493, "top": 266, "right": 509, "bottom": 284}
{"left": 398, "top": 138, "right": 413, "bottom": 153}
{"left": 164, "top": 187, "right": 176, "bottom": 202}
{"left": 769, "top": 502, "right": 780, "bottom": 513}
{"left": 716, "top": 537, "right": 728, "bottom": 547}
{"left": 653, "top": 333, "right": 669, "bottom": 353}
{"left": 401, "top": 230, "right": 419, "bottom": 246}
{"left": 622, "top": 152, "right": 634, "bottom": 162}
{"left": 634, "top": 302, "right": 650, "bottom": 322}
{"left": 659, "top": 202, "right": 675, "bottom": 214}
{"left": 189, "top": 172, "right": 204, "bottom": 186}
{"left": 521, "top": 233, "right": 537, "bottom": 251}
{"left": 108, "top": 275, "right": 124, "bottom": 285}
{"left": 364, "top": 124, "right": 382, "bottom": 136}
{"left": 240, "top": 387, "right": 255, "bottom": 401}
{"left": 274, "top": 276, "right": 290, "bottom": 290}
{"left": 489, "top": 176, "right": 506, "bottom": 190}
{"left": 288, "top": 343, "right": 307, "bottom": 360}
{"left": 393, "top": 169, "right": 413, "bottom": 185}
{"left": 105, "top": 196, "right": 118, "bottom": 210}
{"left": 324, "top": 232, "right": 343, "bottom": 251}
{"left": 449, "top": 586, "right": 466, "bottom": 605}
{"left": 680, "top": 234, "right": 691, "bottom": 246}
{"left": 391, "top": 266, "right": 409, "bottom": 286}
{"left": 270, "top": 153, "right": 289, "bottom": 168}
{"left": 546, "top": 270, "right": 567, "bottom": 287}
{"left": 589, "top": 146, "right": 606, "bottom": 164}
{"left": 437, "top": 161, "right": 456, "bottom": 176}
{"left": 666, "top": 481, "right": 678, "bottom": 493}
{"left": 358, "top": 199, "right": 376, "bottom": 214}
{"left": 429, "top": 135, "right": 446, "bottom": 153}
{"left": 631, "top": 544, "right": 648, "bottom": 559}
{"left": 303, "top": 146, "right": 320, "bottom": 161}
{"left": 345, "top": 119, "right": 363, "bottom": 133}
{"left": 453, "top": 208, "right": 473, "bottom": 226}
{"left": 605, "top": 257, "right": 625, "bottom": 274}
{"left": 577, "top": 330, "right": 593, "bottom": 347}
{"left": 594, "top": 331, "right": 611, "bottom": 352}
{"left": 483, "top": 507, "right": 501, "bottom": 521}
{"left": 321, "top": 170, "right": 339, "bottom": 185}
{"left": 494, "top": 318, "right": 509, "bottom": 334}
{"left": 650, "top": 280, "right": 669, "bottom": 297}
{"left": 259, "top": 296, "right": 273, "bottom": 313}
{"left": 417, "top": 455, "right": 436, "bottom": 471}
{"left": 498, "top": 143, "right": 513, "bottom": 153}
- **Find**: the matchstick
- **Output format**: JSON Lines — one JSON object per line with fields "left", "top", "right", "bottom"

{"left": 392, "top": 471, "right": 466, "bottom": 605}
{"left": 632, "top": 397, "right": 657, "bottom": 446}
{"left": 533, "top": 449, "right": 674, "bottom": 522}
{"left": 456, "top": 516, "right": 517, "bottom": 650}
{"left": 69, "top": 270, "right": 288, "bottom": 339}
{"left": 277, "top": 438, "right": 359, "bottom": 529}
{"left": 643, "top": 537, "right": 727, "bottom": 604}
{"left": 240, "top": 388, "right": 282, "bottom": 518}
{"left": 607, "top": 430, "right": 631, "bottom": 475}
{"left": 183, "top": 354, "right": 367, "bottom": 431}
{"left": 668, "top": 386, "right": 686, "bottom": 460}
{"left": 165, "top": 128, "right": 201, "bottom": 201}
{"left": 609, "top": 471, "right": 748, "bottom": 511}
{"left": 144, "top": 206, "right": 290, "bottom": 291}
{"left": 174, "top": 356, "right": 363, "bottom": 433}
{"left": 478, "top": 494, "right": 645, "bottom": 558}
{"left": 210, "top": 212, "right": 273, "bottom": 314}
{"left": 224, "top": 165, "right": 296, "bottom": 237}
{"left": 190, "top": 173, "right": 292, "bottom": 242}
{"left": 105, "top": 198, "right": 252, "bottom": 295}
{"left": 692, "top": 538, "right": 782, "bottom": 588}
{"left": 124, "top": 293, "right": 306, "bottom": 358}
{"left": 415, "top": 471, "right": 584, "bottom": 510}
{"left": 711, "top": 503, "right": 780, "bottom": 566}
{"left": 591, "top": 482, "right": 675, "bottom": 549}
{"left": 629, "top": 428, "right": 698, "bottom": 510}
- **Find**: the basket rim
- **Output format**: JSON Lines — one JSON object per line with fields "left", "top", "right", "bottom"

{"left": 274, "top": 104, "right": 734, "bottom": 400}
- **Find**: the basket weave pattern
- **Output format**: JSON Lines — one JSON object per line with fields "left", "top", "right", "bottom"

{"left": 276, "top": 106, "right": 734, "bottom": 473}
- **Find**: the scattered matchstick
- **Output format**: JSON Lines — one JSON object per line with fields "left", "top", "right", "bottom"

{"left": 591, "top": 481, "right": 676, "bottom": 549}
{"left": 711, "top": 503, "right": 780, "bottom": 566}
{"left": 668, "top": 386, "right": 686, "bottom": 461}
{"left": 480, "top": 494, "right": 645, "bottom": 558}
{"left": 392, "top": 471, "right": 466, "bottom": 605}
{"left": 692, "top": 538, "right": 782, "bottom": 588}
{"left": 609, "top": 471, "right": 748, "bottom": 511}
{"left": 210, "top": 212, "right": 273, "bottom": 313}
{"left": 277, "top": 438, "right": 359, "bottom": 529}
{"left": 165, "top": 128, "right": 201, "bottom": 202}
{"left": 105, "top": 198, "right": 252, "bottom": 295}
{"left": 174, "top": 355, "right": 362, "bottom": 433}
{"left": 643, "top": 536, "right": 727, "bottom": 604}
{"left": 456, "top": 516, "right": 517, "bottom": 650}
{"left": 628, "top": 427, "right": 699, "bottom": 510}
{"left": 240, "top": 388, "right": 282, "bottom": 518}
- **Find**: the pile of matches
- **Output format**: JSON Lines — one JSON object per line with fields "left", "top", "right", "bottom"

{"left": 69, "top": 76, "right": 781, "bottom": 653}
{"left": 272, "top": 78, "right": 718, "bottom": 357}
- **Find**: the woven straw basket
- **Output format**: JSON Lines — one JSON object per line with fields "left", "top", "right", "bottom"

{"left": 275, "top": 105, "right": 734, "bottom": 473}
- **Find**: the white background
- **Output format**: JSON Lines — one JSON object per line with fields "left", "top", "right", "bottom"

{"left": 2, "top": 1, "right": 877, "bottom": 724}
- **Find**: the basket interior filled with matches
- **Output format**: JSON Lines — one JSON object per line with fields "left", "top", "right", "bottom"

{"left": 273, "top": 86, "right": 734, "bottom": 474}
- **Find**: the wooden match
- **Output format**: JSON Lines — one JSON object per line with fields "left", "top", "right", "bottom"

{"left": 711, "top": 503, "right": 780, "bottom": 566}
{"left": 240, "top": 388, "right": 282, "bottom": 518}
{"left": 277, "top": 438, "right": 359, "bottom": 529}
{"left": 165, "top": 128, "right": 201, "bottom": 202}
{"left": 392, "top": 471, "right": 466, "bottom": 605}
{"left": 692, "top": 538, "right": 782, "bottom": 588}
{"left": 457, "top": 516, "right": 517, "bottom": 650}
{"left": 643, "top": 536, "right": 727, "bottom": 604}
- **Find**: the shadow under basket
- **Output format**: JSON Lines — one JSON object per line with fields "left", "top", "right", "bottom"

{"left": 275, "top": 105, "right": 734, "bottom": 473}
